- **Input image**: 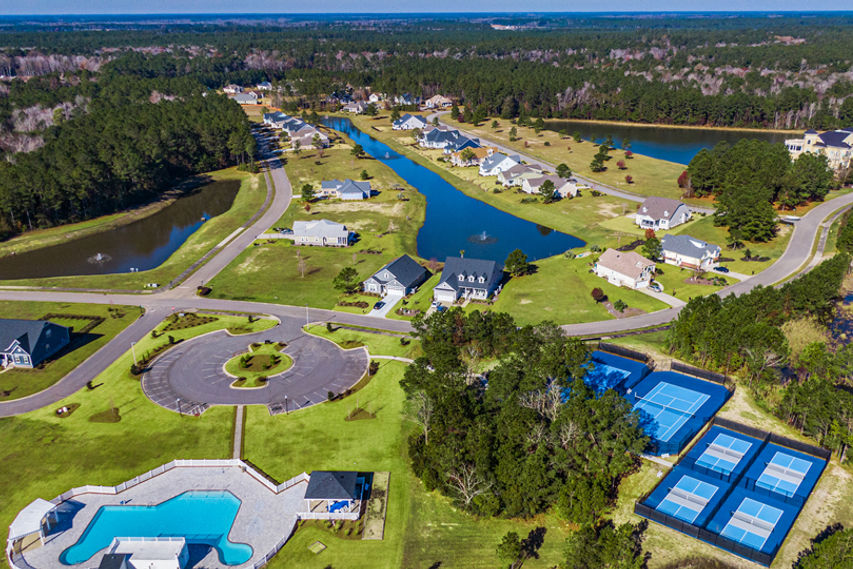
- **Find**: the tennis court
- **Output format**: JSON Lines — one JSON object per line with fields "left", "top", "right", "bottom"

{"left": 719, "top": 497, "right": 783, "bottom": 551}
{"left": 657, "top": 475, "right": 718, "bottom": 523}
{"left": 633, "top": 382, "right": 710, "bottom": 442}
{"left": 755, "top": 452, "right": 812, "bottom": 497}
{"left": 581, "top": 351, "right": 650, "bottom": 395}
{"left": 695, "top": 433, "right": 754, "bottom": 476}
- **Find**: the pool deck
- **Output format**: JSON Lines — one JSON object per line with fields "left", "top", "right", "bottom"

{"left": 19, "top": 465, "right": 308, "bottom": 569}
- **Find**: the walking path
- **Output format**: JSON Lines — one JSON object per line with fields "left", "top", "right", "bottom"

{"left": 370, "top": 355, "right": 415, "bottom": 364}
{"left": 233, "top": 406, "right": 244, "bottom": 459}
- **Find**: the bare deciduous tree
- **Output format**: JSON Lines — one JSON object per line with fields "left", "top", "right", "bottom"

{"left": 447, "top": 463, "right": 492, "bottom": 507}
{"left": 404, "top": 390, "right": 434, "bottom": 444}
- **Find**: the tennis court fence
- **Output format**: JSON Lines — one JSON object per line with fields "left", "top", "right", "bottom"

{"left": 597, "top": 342, "right": 651, "bottom": 364}
{"left": 670, "top": 362, "right": 730, "bottom": 385}
{"left": 711, "top": 417, "right": 831, "bottom": 460}
{"left": 634, "top": 502, "right": 773, "bottom": 566}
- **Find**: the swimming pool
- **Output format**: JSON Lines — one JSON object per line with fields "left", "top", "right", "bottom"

{"left": 60, "top": 490, "right": 252, "bottom": 565}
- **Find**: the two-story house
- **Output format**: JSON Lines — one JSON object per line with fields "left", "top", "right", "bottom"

{"left": 433, "top": 256, "right": 504, "bottom": 303}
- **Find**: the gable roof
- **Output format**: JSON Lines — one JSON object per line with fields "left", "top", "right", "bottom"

{"left": 0, "top": 318, "right": 70, "bottom": 359}
{"left": 501, "top": 164, "right": 540, "bottom": 179}
{"left": 437, "top": 256, "right": 502, "bottom": 292}
{"left": 305, "top": 471, "right": 359, "bottom": 500}
{"left": 525, "top": 174, "right": 565, "bottom": 189}
{"left": 393, "top": 113, "right": 427, "bottom": 127}
{"left": 637, "top": 197, "right": 688, "bottom": 222}
{"left": 451, "top": 146, "right": 495, "bottom": 161}
{"left": 367, "top": 254, "right": 429, "bottom": 288}
{"left": 817, "top": 130, "right": 853, "bottom": 149}
{"left": 661, "top": 234, "right": 721, "bottom": 259}
{"left": 480, "top": 152, "right": 519, "bottom": 171}
{"left": 337, "top": 179, "right": 371, "bottom": 197}
{"left": 597, "top": 248, "right": 655, "bottom": 280}
{"left": 8, "top": 498, "right": 55, "bottom": 540}
{"left": 292, "top": 219, "right": 348, "bottom": 239}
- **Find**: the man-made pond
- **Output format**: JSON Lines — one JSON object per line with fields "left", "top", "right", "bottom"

{"left": 546, "top": 120, "right": 789, "bottom": 165}
{"left": 324, "top": 117, "right": 584, "bottom": 263}
{"left": 0, "top": 179, "right": 240, "bottom": 279}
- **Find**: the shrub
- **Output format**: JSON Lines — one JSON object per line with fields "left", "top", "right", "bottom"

{"left": 591, "top": 288, "right": 605, "bottom": 302}
{"left": 326, "top": 322, "right": 334, "bottom": 332}
{"left": 591, "top": 190, "right": 602, "bottom": 197}
{"left": 369, "top": 361, "right": 380, "bottom": 375}
{"left": 614, "top": 299, "right": 628, "bottom": 312}
{"left": 327, "top": 391, "right": 336, "bottom": 401}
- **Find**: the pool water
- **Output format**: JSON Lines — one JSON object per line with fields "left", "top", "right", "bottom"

{"left": 60, "top": 490, "right": 252, "bottom": 565}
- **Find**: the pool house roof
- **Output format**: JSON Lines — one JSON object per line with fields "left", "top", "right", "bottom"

{"left": 305, "top": 471, "right": 359, "bottom": 500}
{"left": 8, "top": 498, "right": 55, "bottom": 540}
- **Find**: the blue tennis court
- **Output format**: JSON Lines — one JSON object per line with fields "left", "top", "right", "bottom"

{"left": 657, "top": 475, "right": 718, "bottom": 523}
{"left": 755, "top": 452, "right": 812, "bottom": 497}
{"left": 720, "top": 497, "right": 783, "bottom": 551}
{"left": 695, "top": 433, "right": 754, "bottom": 475}
{"left": 633, "top": 382, "right": 710, "bottom": 442}
{"left": 581, "top": 351, "right": 650, "bottom": 395}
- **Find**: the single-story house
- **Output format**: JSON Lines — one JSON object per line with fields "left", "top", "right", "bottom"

{"left": 433, "top": 256, "right": 504, "bottom": 303}
{"left": 393, "top": 113, "right": 428, "bottom": 131}
{"left": 443, "top": 135, "right": 481, "bottom": 154}
{"left": 1, "top": 319, "right": 71, "bottom": 369}
{"left": 394, "top": 93, "right": 419, "bottom": 106}
{"left": 343, "top": 101, "right": 369, "bottom": 114}
{"left": 256, "top": 81, "right": 273, "bottom": 91}
{"left": 635, "top": 197, "right": 692, "bottom": 230}
{"left": 593, "top": 248, "right": 656, "bottom": 289}
{"left": 100, "top": 538, "right": 189, "bottom": 569}
{"left": 368, "top": 93, "right": 384, "bottom": 103}
{"left": 291, "top": 127, "right": 329, "bottom": 149}
{"left": 263, "top": 112, "right": 309, "bottom": 134}
{"left": 419, "top": 127, "right": 469, "bottom": 150}
{"left": 423, "top": 94, "right": 453, "bottom": 109}
{"left": 521, "top": 175, "right": 579, "bottom": 198}
{"left": 498, "top": 164, "right": 542, "bottom": 187}
{"left": 288, "top": 219, "right": 352, "bottom": 247}
{"left": 449, "top": 146, "right": 496, "bottom": 167}
{"left": 223, "top": 84, "right": 243, "bottom": 95}
{"left": 660, "top": 234, "right": 721, "bottom": 270}
{"left": 303, "top": 471, "right": 368, "bottom": 517}
{"left": 363, "top": 254, "right": 431, "bottom": 296}
{"left": 232, "top": 92, "right": 259, "bottom": 105}
{"left": 319, "top": 179, "right": 372, "bottom": 200}
{"left": 478, "top": 152, "right": 521, "bottom": 177}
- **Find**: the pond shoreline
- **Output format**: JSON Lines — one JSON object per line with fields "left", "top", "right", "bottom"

{"left": 545, "top": 118, "right": 801, "bottom": 135}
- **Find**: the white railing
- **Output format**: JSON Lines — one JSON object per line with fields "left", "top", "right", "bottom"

{"left": 296, "top": 511, "right": 360, "bottom": 521}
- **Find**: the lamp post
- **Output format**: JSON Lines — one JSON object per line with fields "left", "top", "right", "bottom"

{"left": 284, "top": 395, "right": 288, "bottom": 415}
{"left": 131, "top": 342, "right": 137, "bottom": 366}
{"left": 176, "top": 398, "right": 182, "bottom": 417}
{"left": 305, "top": 304, "right": 309, "bottom": 328}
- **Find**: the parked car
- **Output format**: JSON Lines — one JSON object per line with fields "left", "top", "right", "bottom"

{"left": 714, "top": 266, "right": 730, "bottom": 273}
{"left": 373, "top": 301, "right": 385, "bottom": 310}
{"left": 650, "top": 282, "right": 663, "bottom": 293}
{"left": 435, "top": 305, "right": 447, "bottom": 312}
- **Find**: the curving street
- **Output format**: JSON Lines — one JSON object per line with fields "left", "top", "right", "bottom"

{"left": 0, "top": 130, "right": 851, "bottom": 417}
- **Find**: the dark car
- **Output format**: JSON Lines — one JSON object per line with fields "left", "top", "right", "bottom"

{"left": 714, "top": 266, "right": 730, "bottom": 273}
{"left": 373, "top": 301, "right": 385, "bottom": 310}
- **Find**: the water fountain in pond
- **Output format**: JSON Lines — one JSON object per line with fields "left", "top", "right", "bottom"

{"left": 468, "top": 230, "right": 498, "bottom": 245}
{"left": 86, "top": 252, "right": 112, "bottom": 265}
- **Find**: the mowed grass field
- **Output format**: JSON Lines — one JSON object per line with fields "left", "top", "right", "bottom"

{"left": 0, "top": 312, "right": 281, "bottom": 569}
{"left": 0, "top": 168, "right": 266, "bottom": 290}
{"left": 440, "top": 115, "right": 688, "bottom": 201}
{"left": 0, "top": 301, "right": 143, "bottom": 401}
{"left": 208, "top": 140, "right": 426, "bottom": 308}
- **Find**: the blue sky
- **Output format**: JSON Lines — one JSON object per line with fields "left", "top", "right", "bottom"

{"left": 3, "top": 2, "right": 842, "bottom": 16}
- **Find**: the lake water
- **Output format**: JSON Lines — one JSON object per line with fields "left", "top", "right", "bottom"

{"left": 0, "top": 179, "right": 240, "bottom": 279}
{"left": 546, "top": 120, "right": 788, "bottom": 165}
{"left": 324, "top": 117, "right": 585, "bottom": 263}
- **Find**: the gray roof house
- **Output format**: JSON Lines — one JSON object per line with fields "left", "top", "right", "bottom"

{"left": 288, "top": 219, "right": 351, "bottom": 247}
{"left": 232, "top": 92, "right": 258, "bottom": 105}
{"left": 392, "top": 114, "right": 428, "bottom": 130}
{"left": 479, "top": 152, "right": 521, "bottom": 177}
{"left": 635, "top": 197, "right": 692, "bottom": 230}
{"left": 291, "top": 127, "right": 329, "bottom": 149}
{"left": 433, "top": 256, "right": 504, "bottom": 303}
{"left": 497, "top": 164, "right": 542, "bottom": 187}
{"left": 363, "top": 254, "right": 431, "bottom": 296}
{"left": 320, "top": 179, "right": 372, "bottom": 200}
{"left": 661, "top": 234, "right": 721, "bottom": 270}
{"left": 0, "top": 319, "right": 71, "bottom": 369}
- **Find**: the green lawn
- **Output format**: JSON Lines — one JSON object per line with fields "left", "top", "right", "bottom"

{"left": 0, "top": 313, "right": 270, "bottom": 569}
{"left": 386, "top": 273, "right": 442, "bottom": 320}
{"left": 224, "top": 343, "right": 292, "bottom": 385}
{"left": 304, "top": 323, "right": 421, "bottom": 359}
{"left": 208, "top": 141, "right": 426, "bottom": 308}
{"left": 0, "top": 301, "right": 143, "bottom": 401}
{"left": 0, "top": 168, "right": 266, "bottom": 290}
{"left": 491, "top": 255, "right": 668, "bottom": 326}
{"left": 440, "top": 115, "right": 689, "bottom": 202}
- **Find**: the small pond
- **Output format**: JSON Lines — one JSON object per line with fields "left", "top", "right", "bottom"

{"left": 324, "top": 117, "right": 584, "bottom": 263}
{"left": 546, "top": 120, "right": 789, "bottom": 165}
{"left": 0, "top": 179, "right": 240, "bottom": 280}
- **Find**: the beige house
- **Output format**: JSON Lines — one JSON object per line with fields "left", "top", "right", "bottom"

{"left": 449, "top": 146, "right": 497, "bottom": 167}
{"left": 522, "top": 175, "right": 579, "bottom": 198}
{"left": 498, "top": 164, "right": 542, "bottom": 187}
{"left": 593, "top": 248, "right": 656, "bottom": 289}
{"left": 785, "top": 128, "right": 853, "bottom": 174}
{"left": 423, "top": 94, "right": 453, "bottom": 109}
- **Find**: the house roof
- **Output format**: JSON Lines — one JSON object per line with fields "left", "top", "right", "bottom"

{"left": 337, "top": 179, "right": 371, "bottom": 197}
{"left": 111, "top": 538, "right": 186, "bottom": 560}
{"left": 525, "top": 174, "right": 567, "bottom": 190}
{"left": 367, "top": 254, "right": 429, "bottom": 288}
{"left": 500, "top": 164, "right": 540, "bottom": 180}
{"left": 437, "top": 256, "right": 501, "bottom": 292}
{"left": 661, "top": 234, "right": 721, "bottom": 259}
{"left": 9, "top": 498, "right": 55, "bottom": 540}
{"left": 292, "top": 219, "right": 348, "bottom": 239}
{"left": 805, "top": 129, "right": 818, "bottom": 134}
{"left": 393, "top": 113, "right": 427, "bottom": 127}
{"left": 480, "top": 152, "right": 519, "bottom": 171}
{"left": 817, "top": 130, "right": 853, "bottom": 149}
{"left": 98, "top": 554, "right": 127, "bottom": 569}
{"left": 597, "top": 248, "right": 655, "bottom": 280}
{"left": 452, "top": 146, "right": 495, "bottom": 161}
{"left": 445, "top": 136, "right": 480, "bottom": 151}
{"left": 637, "top": 197, "right": 688, "bottom": 222}
{"left": 305, "top": 471, "right": 360, "bottom": 500}
{"left": 0, "top": 319, "right": 58, "bottom": 354}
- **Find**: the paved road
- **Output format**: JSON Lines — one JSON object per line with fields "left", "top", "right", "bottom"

{"left": 428, "top": 111, "right": 715, "bottom": 213}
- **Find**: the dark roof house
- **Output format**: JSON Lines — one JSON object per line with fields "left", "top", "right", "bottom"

{"left": 0, "top": 319, "right": 71, "bottom": 369}
{"left": 305, "top": 471, "right": 360, "bottom": 500}
{"left": 363, "top": 254, "right": 431, "bottom": 296}
{"left": 433, "top": 256, "right": 504, "bottom": 302}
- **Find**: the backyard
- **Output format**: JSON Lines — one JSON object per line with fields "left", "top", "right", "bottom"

{"left": 0, "top": 301, "right": 143, "bottom": 401}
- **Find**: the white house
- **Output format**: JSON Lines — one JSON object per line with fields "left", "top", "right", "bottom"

{"left": 593, "top": 248, "right": 656, "bottom": 289}
{"left": 478, "top": 152, "right": 521, "bottom": 177}
{"left": 433, "top": 256, "right": 503, "bottom": 303}
{"left": 343, "top": 101, "right": 368, "bottom": 114}
{"left": 319, "top": 179, "right": 372, "bottom": 200}
{"left": 660, "top": 234, "right": 721, "bottom": 271}
{"left": 392, "top": 113, "right": 428, "bottom": 131}
{"left": 363, "top": 254, "right": 431, "bottom": 296}
{"left": 497, "top": 164, "right": 542, "bottom": 187}
{"left": 288, "top": 219, "right": 351, "bottom": 247}
{"left": 368, "top": 93, "right": 384, "bottom": 103}
{"left": 256, "top": 81, "right": 273, "bottom": 91}
{"left": 521, "top": 175, "right": 579, "bottom": 198}
{"left": 223, "top": 84, "right": 243, "bottom": 95}
{"left": 635, "top": 197, "right": 692, "bottom": 230}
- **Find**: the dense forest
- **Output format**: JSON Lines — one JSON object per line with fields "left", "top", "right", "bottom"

{"left": 0, "top": 70, "right": 255, "bottom": 239}
{"left": 402, "top": 310, "right": 647, "bottom": 524}
{"left": 1, "top": 13, "right": 853, "bottom": 131}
